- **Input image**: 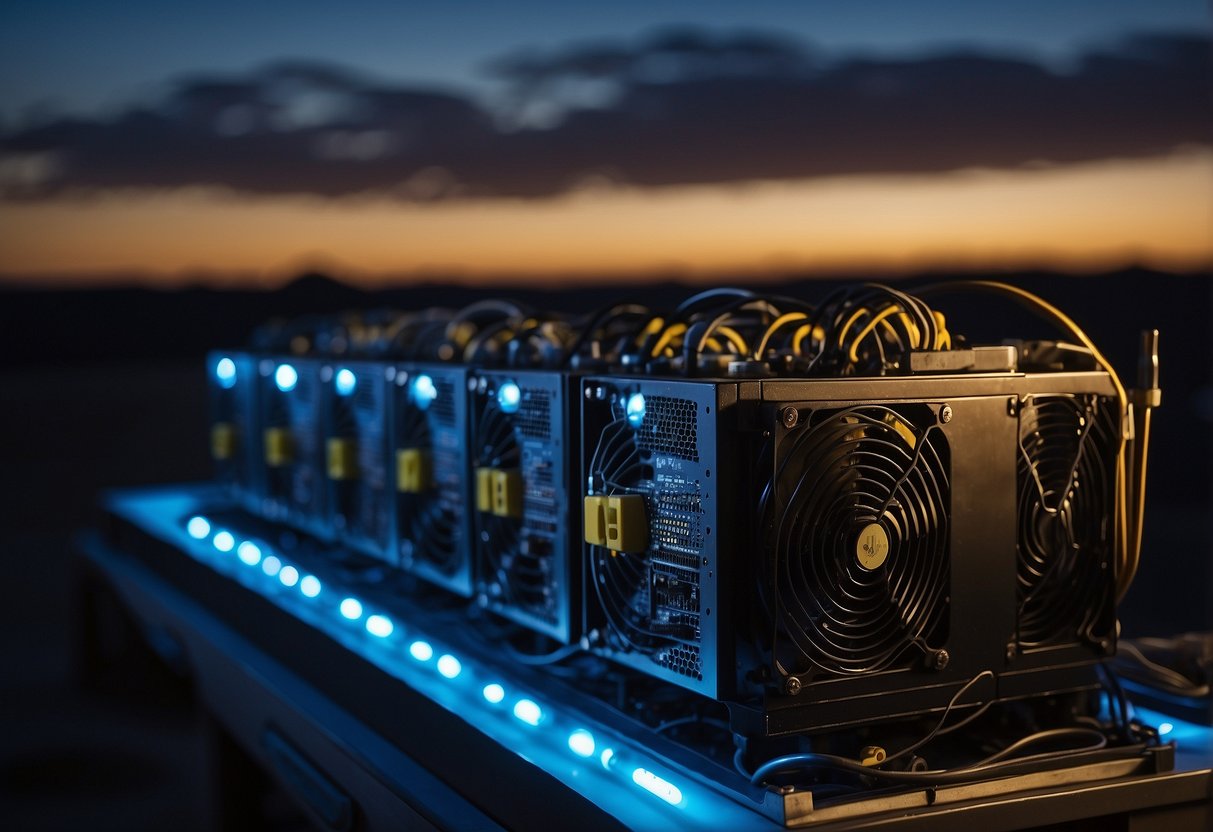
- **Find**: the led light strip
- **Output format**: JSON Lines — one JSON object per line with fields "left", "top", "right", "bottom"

{"left": 182, "top": 513, "right": 691, "bottom": 812}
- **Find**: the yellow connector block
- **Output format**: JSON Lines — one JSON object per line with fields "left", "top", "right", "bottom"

{"left": 476, "top": 467, "right": 494, "bottom": 512}
{"left": 583, "top": 494, "right": 648, "bottom": 553}
{"left": 491, "top": 469, "right": 522, "bottom": 518}
{"left": 584, "top": 496, "right": 608, "bottom": 546}
{"left": 396, "top": 448, "right": 432, "bottom": 493}
{"left": 211, "top": 422, "right": 236, "bottom": 460}
{"left": 263, "top": 427, "right": 294, "bottom": 467}
{"left": 326, "top": 437, "right": 358, "bottom": 480}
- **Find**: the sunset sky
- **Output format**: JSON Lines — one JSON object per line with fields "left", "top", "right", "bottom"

{"left": 1, "top": 1, "right": 1209, "bottom": 286}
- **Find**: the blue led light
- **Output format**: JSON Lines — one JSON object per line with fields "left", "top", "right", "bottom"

{"left": 409, "top": 640, "right": 434, "bottom": 661}
{"left": 411, "top": 374, "right": 438, "bottom": 410}
{"left": 513, "top": 699, "right": 542, "bottom": 726}
{"left": 632, "top": 768, "right": 683, "bottom": 806}
{"left": 436, "top": 654, "right": 462, "bottom": 679}
{"left": 237, "top": 541, "right": 262, "bottom": 566}
{"left": 600, "top": 748, "right": 616, "bottom": 770}
{"left": 186, "top": 516, "right": 211, "bottom": 540}
{"left": 497, "top": 381, "right": 521, "bottom": 413}
{"left": 625, "top": 392, "right": 646, "bottom": 427}
{"left": 568, "top": 729, "right": 596, "bottom": 758}
{"left": 335, "top": 368, "right": 357, "bottom": 396}
{"left": 1159, "top": 722, "right": 1174, "bottom": 736}
{"left": 275, "top": 363, "right": 298, "bottom": 392}
{"left": 262, "top": 555, "right": 282, "bottom": 576}
{"left": 215, "top": 357, "right": 237, "bottom": 389}
{"left": 482, "top": 683, "right": 505, "bottom": 704}
{"left": 366, "top": 614, "right": 394, "bottom": 638}
{"left": 212, "top": 531, "right": 235, "bottom": 553}
{"left": 299, "top": 575, "right": 321, "bottom": 598}
{"left": 279, "top": 565, "right": 299, "bottom": 587}
{"left": 339, "top": 597, "right": 363, "bottom": 620}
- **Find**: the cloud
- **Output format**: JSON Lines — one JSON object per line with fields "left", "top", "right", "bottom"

{"left": 1, "top": 29, "right": 1208, "bottom": 201}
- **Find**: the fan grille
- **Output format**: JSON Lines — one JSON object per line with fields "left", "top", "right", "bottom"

{"left": 398, "top": 397, "right": 461, "bottom": 574}
{"left": 765, "top": 404, "right": 950, "bottom": 677}
{"left": 1015, "top": 394, "right": 1118, "bottom": 648}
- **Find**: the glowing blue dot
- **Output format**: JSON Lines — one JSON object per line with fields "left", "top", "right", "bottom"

{"left": 186, "top": 516, "right": 211, "bottom": 540}
{"left": 299, "top": 575, "right": 321, "bottom": 598}
{"left": 512, "top": 699, "right": 542, "bottom": 726}
{"left": 279, "top": 565, "right": 299, "bottom": 587}
{"left": 409, "top": 641, "right": 434, "bottom": 661}
{"left": 436, "top": 654, "right": 462, "bottom": 679}
{"left": 482, "top": 683, "right": 505, "bottom": 704}
{"left": 366, "top": 615, "right": 394, "bottom": 638}
{"left": 600, "top": 748, "right": 616, "bottom": 770}
{"left": 339, "top": 598, "right": 363, "bottom": 620}
{"left": 212, "top": 531, "right": 235, "bottom": 552}
{"left": 262, "top": 555, "right": 282, "bottom": 576}
{"left": 237, "top": 541, "right": 261, "bottom": 566}
{"left": 335, "top": 368, "right": 356, "bottom": 396}
{"left": 632, "top": 768, "right": 683, "bottom": 806}
{"left": 411, "top": 374, "right": 437, "bottom": 410}
{"left": 275, "top": 364, "right": 298, "bottom": 392}
{"left": 1159, "top": 722, "right": 1174, "bottom": 736}
{"left": 568, "top": 729, "right": 596, "bottom": 758}
{"left": 216, "top": 357, "right": 237, "bottom": 389}
{"left": 497, "top": 381, "right": 522, "bottom": 413}
{"left": 626, "top": 393, "right": 646, "bottom": 427}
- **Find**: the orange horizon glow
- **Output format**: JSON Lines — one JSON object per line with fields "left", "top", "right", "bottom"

{"left": 1, "top": 148, "right": 1210, "bottom": 288}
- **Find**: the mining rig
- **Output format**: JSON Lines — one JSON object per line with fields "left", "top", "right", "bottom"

{"left": 195, "top": 281, "right": 1167, "bottom": 819}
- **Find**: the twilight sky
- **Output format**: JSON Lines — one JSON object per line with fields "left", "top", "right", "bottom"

{"left": 0, "top": 1, "right": 1209, "bottom": 286}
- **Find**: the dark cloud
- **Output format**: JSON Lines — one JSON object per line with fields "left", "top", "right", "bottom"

{"left": 1, "top": 29, "right": 1208, "bottom": 200}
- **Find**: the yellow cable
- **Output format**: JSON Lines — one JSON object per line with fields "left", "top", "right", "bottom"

{"left": 650, "top": 323, "right": 687, "bottom": 357}
{"left": 791, "top": 324, "right": 814, "bottom": 356}
{"left": 755, "top": 312, "right": 808, "bottom": 359}
{"left": 837, "top": 307, "right": 870, "bottom": 348}
{"left": 714, "top": 325, "right": 749, "bottom": 355}
{"left": 848, "top": 305, "right": 901, "bottom": 363}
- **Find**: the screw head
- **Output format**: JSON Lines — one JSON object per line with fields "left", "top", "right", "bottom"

{"left": 940, "top": 405, "right": 953, "bottom": 424}
{"left": 931, "top": 649, "right": 950, "bottom": 671}
{"left": 784, "top": 676, "right": 802, "bottom": 696}
{"left": 1006, "top": 643, "right": 1018, "bottom": 662}
{"left": 780, "top": 406, "right": 800, "bottom": 429}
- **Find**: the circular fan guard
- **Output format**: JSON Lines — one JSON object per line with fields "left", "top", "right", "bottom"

{"left": 398, "top": 401, "right": 461, "bottom": 573}
{"left": 764, "top": 405, "right": 950, "bottom": 677}
{"left": 1016, "top": 394, "right": 1116, "bottom": 647}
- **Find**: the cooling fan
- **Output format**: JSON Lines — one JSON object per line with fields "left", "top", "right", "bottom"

{"left": 472, "top": 387, "right": 529, "bottom": 605}
{"left": 763, "top": 404, "right": 951, "bottom": 682}
{"left": 1015, "top": 393, "right": 1118, "bottom": 649}
{"left": 396, "top": 376, "right": 463, "bottom": 582}
{"left": 587, "top": 400, "right": 701, "bottom": 661}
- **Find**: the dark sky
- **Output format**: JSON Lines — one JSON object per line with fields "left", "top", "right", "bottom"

{"left": 2, "top": 0, "right": 1208, "bottom": 123}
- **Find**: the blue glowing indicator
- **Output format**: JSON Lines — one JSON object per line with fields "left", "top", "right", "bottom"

{"left": 437, "top": 654, "right": 462, "bottom": 679}
{"left": 632, "top": 768, "right": 683, "bottom": 806}
{"left": 497, "top": 381, "right": 521, "bottom": 413}
{"left": 411, "top": 374, "right": 437, "bottom": 410}
{"left": 186, "top": 516, "right": 211, "bottom": 540}
{"left": 262, "top": 555, "right": 282, "bottom": 576}
{"left": 366, "top": 614, "right": 394, "bottom": 638}
{"left": 299, "top": 575, "right": 321, "bottom": 598}
{"left": 237, "top": 541, "right": 262, "bottom": 566}
{"left": 275, "top": 364, "right": 298, "bottom": 392}
{"left": 568, "top": 729, "right": 596, "bottom": 758}
{"left": 339, "top": 598, "right": 363, "bottom": 620}
{"left": 279, "top": 565, "right": 299, "bottom": 587}
{"left": 513, "top": 699, "right": 542, "bottom": 726}
{"left": 215, "top": 357, "right": 237, "bottom": 389}
{"left": 626, "top": 392, "right": 646, "bottom": 427}
{"left": 335, "top": 368, "right": 357, "bottom": 396}
{"left": 482, "top": 683, "right": 505, "bottom": 704}
{"left": 1159, "top": 722, "right": 1174, "bottom": 736}
{"left": 212, "top": 531, "right": 235, "bottom": 553}
{"left": 600, "top": 748, "right": 616, "bottom": 770}
{"left": 409, "top": 641, "right": 434, "bottom": 661}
